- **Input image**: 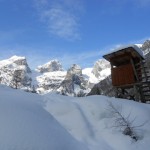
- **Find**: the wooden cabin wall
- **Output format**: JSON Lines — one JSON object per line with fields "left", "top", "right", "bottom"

{"left": 112, "top": 63, "right": 135, "bottom": 86}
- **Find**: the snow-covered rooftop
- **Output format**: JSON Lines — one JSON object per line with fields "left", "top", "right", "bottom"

{"left": 103, "top": 44, "right": 144, "bottom": 59}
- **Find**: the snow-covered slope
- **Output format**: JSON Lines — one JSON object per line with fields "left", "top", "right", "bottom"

{"left": 44, "top": 93, "right": 150, "bottom": 150}
{"left": 0, "top": 85, "right": 88, "bottom": 150}
{"left": 0, "top": 85, "right": 150, "bottom": 150}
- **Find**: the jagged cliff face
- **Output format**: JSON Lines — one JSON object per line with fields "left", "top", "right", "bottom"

{"left": 0, "top": 56, "right": 32, "bottom": 89}
{"left": 87, "top": 76, "right": 115, "bottom": 97}
{"left": 58, "top": 64, "right": 90, "bottom": 96}
{"left": 92, "top": 59, "right": 111, "bottom": 78}
{"left": 142, "top": 40, "right": 150, "bottom": 55}
{"left": 145, "top": 52, "right": 150, "bottom": 71}
{"left": 142, "top": 40, "right": 150, "bottom": 71}
{"left": 82, "top": 59, "right": 111, "bottom": 89}
{"left": 36, "top": 60, "right": 63, "bottom": 73}
{"left": 36, "top": 71, "right": 66, "bottom": 94}
{"left": 65, "top": 64, "right": 82, "bottom": 79}
{"left": 35, "top": 61, "right": 111, "bottom": 96}
{"left": 35, "top": 60, "right": 66, "bottom": 94}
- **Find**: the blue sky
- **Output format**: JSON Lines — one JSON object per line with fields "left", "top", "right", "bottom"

{"left": 0, "top": 0, "right": 150, "bottom": 69}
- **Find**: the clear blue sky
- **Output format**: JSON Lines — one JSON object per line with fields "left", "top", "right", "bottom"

{"left": 0, "top": 0, "right": 150, "bottom": 69}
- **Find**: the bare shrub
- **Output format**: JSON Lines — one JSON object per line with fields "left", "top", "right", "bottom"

{"left": 107, "top": 101, "right": 148, "bottom": 141}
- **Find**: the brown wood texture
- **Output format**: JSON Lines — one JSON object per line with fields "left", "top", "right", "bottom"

{"left": 112, "top": 64, "right": 135, "bottom": 86}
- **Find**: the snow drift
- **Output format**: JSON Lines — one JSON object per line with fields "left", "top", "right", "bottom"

{"left": 0, "top": 85, "right": 88, "bottom": 150}
{"left": 0, "top": 85, "right": 150, "bottom": 150}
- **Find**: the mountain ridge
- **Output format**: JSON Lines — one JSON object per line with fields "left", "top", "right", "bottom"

{"left": 0, "top": 55, "right": 110, "bottom": 95}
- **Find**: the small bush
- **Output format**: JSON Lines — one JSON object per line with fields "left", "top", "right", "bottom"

{"left": 107, "top": 101, "right": 147, "bottom": 141}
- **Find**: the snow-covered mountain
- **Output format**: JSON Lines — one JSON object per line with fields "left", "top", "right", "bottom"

{"left": 83, "top": 59, "right": 111, "bottom": 85}
{"left": 58, "top": 64, "right": 90, "bottom": 96}
{"left": 92, "top": 59, "right": 110, "bottom": 78}
{"left": 36, "top": 59, "right": 63, "bottom": 73}
{"left": 0, "top": 55, "right": 32, "bottom": 89}
{"left": 141, "top": 40, "right": 150, "bottom": 55}
{"left": 36, "top": 71, "right": 66, "bottom": 94}
{"left": 34, "top": 60, "right": 66, "bottom": 94}
{"left": 0, "top": 56, "right": 111, "bottom": 96}
{"left": 0, "top": 42, "right": 150, "bottom": 98}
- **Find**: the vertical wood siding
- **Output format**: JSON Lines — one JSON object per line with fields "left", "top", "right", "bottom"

{"left": 112, "top": 64, "right": 135, "bottom": 86}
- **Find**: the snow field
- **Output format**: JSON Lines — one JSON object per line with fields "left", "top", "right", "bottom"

{"left": 44, "top": 94, "right": 150, "bottom": 150}
{"left": 0, "top": 85, "right": 150, "bottom": 150}
{"left": 0, "top": 85, "right": 88, "bottom": 150}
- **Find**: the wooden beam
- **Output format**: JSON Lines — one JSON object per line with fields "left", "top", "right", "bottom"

{"left": 130, "top": 58, "right": 139, "bottom": 81}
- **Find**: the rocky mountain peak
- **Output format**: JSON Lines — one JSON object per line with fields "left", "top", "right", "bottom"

{"left": 9, "top": 55, "right": 27, "bottom": 66}
{"left": 0, "top": 55, "right": 32, "bottom": 89}
{"left": 0, "top": 55, "right": 31, "bottom": 72}
{"left": 58, "top": 64, "right": 89, "bottom": 96}
{"left": 66, "top": 64, "right": 82, "bottom": 79}
{"left": 141, "top": 40, "right": 150, "bottom": 55}
{"left": 36, "top": 59, "right": 63, "bottom": 73}
{"left": 92, "top": 59, "right": 110, "bottom": 78}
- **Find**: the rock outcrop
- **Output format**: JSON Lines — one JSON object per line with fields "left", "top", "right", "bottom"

{"left": 87, "top": 76, "right": 115, "bottom": 97}
{"left": 58, "top": 64, "right": 90, "bottom": 96}
{"left": 92, "top": 59, "right": 110, "bottom": 78}
{"left": 35, "top": 60, "right": 66, "bottom": 94}
{"left": 0, "top": 56, "right": 32, "bottom": 89}
{"left": 36, "top": 60, "right": 63, "bottom": 73}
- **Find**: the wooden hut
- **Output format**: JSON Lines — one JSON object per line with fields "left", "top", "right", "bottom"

{"left": 103, "top": 45, "right": 150, "bottom": 102}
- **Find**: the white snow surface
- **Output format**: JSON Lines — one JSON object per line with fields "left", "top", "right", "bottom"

{"left": 135, "top": 44, "right": 143, "bottom": 48}
{"left": 0, "top": 85, "right": 150, "bottom": 150}
{"left": 104, "top": 44, "right": 144, "bottom": 59}
{"left": 0, "top": 85, "right": 88, "bottom": 150}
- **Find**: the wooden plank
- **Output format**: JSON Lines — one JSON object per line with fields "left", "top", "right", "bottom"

{"left": 139, "top": 76, "right": 150, "bottom": 80}
{"left": 142, "top": 89, "right": 150, "bottom": 92}
{"left": 135, "top": 67, "right": 148, "bottom": 70}
{"left": 112, "top": 63, "right": 135, "bottom": 86}
{"left": 130, "top": 58, "right": 139, "bottom": 81}
{"left": 135, "top": 61, "right": 146, "bottom": 66}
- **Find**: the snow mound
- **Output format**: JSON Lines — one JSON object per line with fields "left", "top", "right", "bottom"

{"left": 0, "top": 85, "right": 150, "bottom": 150}
{"left": 0, "top": 85, "right": 88, "bottom": 150}
{"left": 44, "top": 94, "right": 150, "bottom": 150}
